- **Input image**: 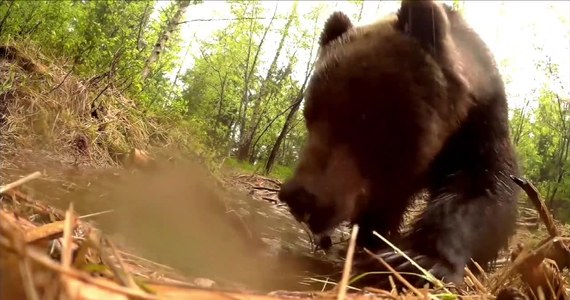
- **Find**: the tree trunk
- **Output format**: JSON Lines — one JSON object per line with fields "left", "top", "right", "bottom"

{"left": 547, "top": 133, "right": 570, "bottom": 206}
{"left": 242, "top": 1, "right": 298, "bottom": 163}
{"left": 141, "top": 0, "right": 191, "bottom": 80}
{"left": 235, "top": 2, "right": 279, "bottom": 161}
{"left": 264, "top": 96, "right": 302, "bottom": 175}
{"left": 357, "top": 1, "right": 364, "bottom": 22}
{"left": 264, "top": 59, "right": 315, "bottom": 174}
{"left": 235, "top": 6, "right": 256, "bottom": 153}
{"left": 264, "top": 12, "right": 320, "bottom": 174}
{"left": 546, "top": 80, "right": 570, "bottom": 207}
{"left": 249, "top": 60, "right": 295, "bottom": 161}
{"left": 136, "top": 1, "right": 154, "bottom": 51}
{"left": 512, "top": 99, "right": 531, "bottom": 146}
{"left": 167, "top": 41, "right": 192, "bottom": 101}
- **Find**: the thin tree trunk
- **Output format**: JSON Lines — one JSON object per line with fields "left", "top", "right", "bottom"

{"left": 357, "top": 1, "right": 364, "bottom": 22}
{"left": 249, "top": 60, "right": 295, "bottom": 162}
{"left": 546, "top": 73, "right": 570, "bottom": 206}
{"left": 17, "top": 1, "right": 38, "bottom": 36}
{"left": 137, "top": 1, "right": 154, "bottom": 51}
{"left": 264, "top": 58, "right": 315, "bottom": 174}
{"left": 265, "top": 99, "right": 301, "bottom": 174}
{"left": 243, "top": 2, "right": 298, "bottom": 163}
{"left": 264, "top": 13, "right": 320, "bottom": 174}
{"left": 235, "top": 2, "right": 279, "bottom": 160}
{"left": 141, "top": 0, "right": 191, "bottom": 80}
{"left": 215, "top": 74, "right": 229, "bottom": 129}
{"left": 512, "top": 98, "right": 531, "bottom": 146}
{"left": 236, "top": 7, "right": 256, "bottom": 156}
{"left": 547, "top": 132, "right": 570, "bottom": 206}
{"left": 167, "top": 40, "right": 192, "bottom": 101}
{"left": 0, "top": 0, "right": 15, "bottom": 34}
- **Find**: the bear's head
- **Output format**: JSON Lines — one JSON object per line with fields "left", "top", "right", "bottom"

{"left": 279, "top": 0, "right": 475, "bottom": 236}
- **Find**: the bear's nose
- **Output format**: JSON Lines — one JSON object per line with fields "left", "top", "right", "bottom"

{"left": 278, "top": 181, "right": 316, "bottom": 218}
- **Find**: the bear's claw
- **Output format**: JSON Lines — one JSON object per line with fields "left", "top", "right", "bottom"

{"left": 352, "top": 248, "right": 463, "bottom": 290}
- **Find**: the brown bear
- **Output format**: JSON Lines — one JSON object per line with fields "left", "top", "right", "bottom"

{"left": 278, "top": 0, "right": 520, "bottom": 288}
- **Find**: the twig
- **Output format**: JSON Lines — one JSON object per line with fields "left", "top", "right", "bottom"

{"left": 78, "top": 209, "right": 114, "bottom": 220}
{"left": 510, "top": 175, "right": 559, "bottom": 237}
{"left": 118, "top": 250, "right": 175, "bottom": 271}
{"left": 261, "top": 197, "right": 278, "bottom": 204}
{"left": 362, "top": 287, "right": 398, "bottom": 299}
{"left": 61, "top": 202, "right": 76, "bottom": 268}
{"left": 470, "top": 259, "right": 489, "bottom": 283}
{"left": 105, "top": 237, "right": 140, "bottom": 290}
{"left": 491, "top": 237, "right": 559, "bottom": 293}
{"left": 464, "top": 266, "right": 486, "bottom": 293}
{"left": 46, "top": 63, "right": 75, "bottom": 95}
{"left": 72, "top": 227, "right": 92, "bottom": 268}
{"left": 372, "top": 231, "right": 448, "bottom": 292}
{"left": 299, "top": 222, "right": 316, "bottom": 250}
{"left": 99, "top": 238, "right": 129, "bottom": 287}
{"left": 261, "top": 177, "right": 282, "bottom": 186}
{"left": 0, "top": 234, "right": 156, "bottom": 299}
{"left": 19, "top": 253, "right": 40, "bottom": 300}
{"left": 177, "top": 16, "right": 283, "bottom": 24}
{"left": 363, "top": 248, "right": 424, "bottom": 298}
{"left": 306, "top": 278, "right": 362, "bottom": 292}
{"left": 251, "top": 186, "right": 280, "bottom": 193}
{"left": 0, "top": 171, "right": 42, "bottom": 194}
{"left": 337, "top": 225, "right": 359, "bottom": 300}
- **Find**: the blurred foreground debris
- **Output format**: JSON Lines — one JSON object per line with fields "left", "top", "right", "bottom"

{"left": 495, "top": 176, "right": 570, "bottom": 300}
{"left": 0, "top": 171, "right": 569, "bottom": 300}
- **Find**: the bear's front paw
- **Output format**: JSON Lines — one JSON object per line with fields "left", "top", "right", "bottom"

{"left": 352, "top": 248, "right": 465, "bottom": 290}
{"left": 377, "top": 249, "right": 464, "bottom": 287}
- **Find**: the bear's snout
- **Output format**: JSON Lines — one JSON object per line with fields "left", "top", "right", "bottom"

{"left": 279, "top": 180, "right": 341, "bottom": 234}
{"left": 278, "top": 180, "right": 317, "bottom": 222}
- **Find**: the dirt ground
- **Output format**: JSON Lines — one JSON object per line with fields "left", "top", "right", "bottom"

{"left": 1, "top": 151, "right": 569, "bottom": 299}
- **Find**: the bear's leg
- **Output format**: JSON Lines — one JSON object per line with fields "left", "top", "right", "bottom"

{"left": 351, "top": 169, "right": 518, "bottom": 289}
{"left": 354, "top": 193, "right": 411, "bottom": 251}
{"left": 352, "top": 104, "right": 520, "bottom": 288}
{"left": 392, "top": 176, "right": 517, "bottom": 285}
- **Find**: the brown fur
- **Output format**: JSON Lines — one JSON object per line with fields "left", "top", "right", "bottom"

{"left": 279, "top": 0, "right": 519, "bottom": 288}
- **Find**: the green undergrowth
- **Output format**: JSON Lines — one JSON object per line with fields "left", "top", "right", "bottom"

{"left": 223, "top": 157, "right": 292, "bottom": 182}
{"left": 0, "top": 42, "right": 216, "bottom": 171}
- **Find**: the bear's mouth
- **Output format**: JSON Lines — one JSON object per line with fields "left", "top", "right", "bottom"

{"left": 298, "top": 205, "right": 344, "bottom": 236}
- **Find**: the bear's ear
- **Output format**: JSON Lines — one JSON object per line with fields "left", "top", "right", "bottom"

{"left": 396, "top": 0, "right": 450, "bottom": 53}
{"left": 319, "top": 11, "right": 353, "bottom": 47}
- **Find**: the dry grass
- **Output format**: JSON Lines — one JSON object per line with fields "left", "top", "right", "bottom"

{"left": 0, "top": 43, "right": 209, "bottom": 176}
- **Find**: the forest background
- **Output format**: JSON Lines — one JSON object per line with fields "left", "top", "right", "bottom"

{"left": 1, "top": 0, "right": 569, "bottom": 222}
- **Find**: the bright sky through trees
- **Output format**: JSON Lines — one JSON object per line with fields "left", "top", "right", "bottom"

{"left": 156, "top": 0, "right": 570, "bottom": 109}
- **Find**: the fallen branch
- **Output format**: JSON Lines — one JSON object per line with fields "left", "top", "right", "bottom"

{"left": 510, "top": 176, "right": 559, "bottom": 237}
{"left": 497, "top": 176, "right": 570, "bottom": 299}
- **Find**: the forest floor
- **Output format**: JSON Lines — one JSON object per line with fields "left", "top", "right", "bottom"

{"left": 1, "top": 44, "right": 569, "bottom": 300}
{"left": 1, "top": 150, "right": 570, "bottom": 300}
